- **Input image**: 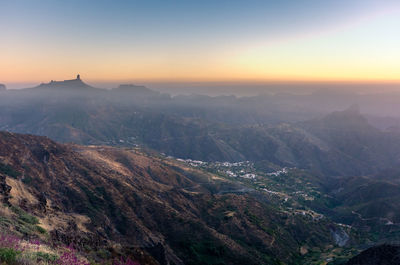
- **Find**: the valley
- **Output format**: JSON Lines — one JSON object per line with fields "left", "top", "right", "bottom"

{"left": 1, "top": 80, "right": 400, "bottom": 264}
{"left": 0, "top": 131, "right": 361, "bottom": 264}
{"left": 3, "top": 1, "right": 400, "bottom": 264}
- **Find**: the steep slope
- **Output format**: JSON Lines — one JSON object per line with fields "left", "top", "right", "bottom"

{"left": 316, "top": 173, "right": 400, "bottom": 242}
{"left": 0, "top": 131, "right": 345, "bottom": 264}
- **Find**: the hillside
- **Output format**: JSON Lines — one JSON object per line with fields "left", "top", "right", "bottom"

{"left": 0, "top": 131, "right": 349, "bottom": 264}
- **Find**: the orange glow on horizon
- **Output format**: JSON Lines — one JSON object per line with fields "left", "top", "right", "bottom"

{"left": 1, "top": 2, "right": 399, "bottom": 88}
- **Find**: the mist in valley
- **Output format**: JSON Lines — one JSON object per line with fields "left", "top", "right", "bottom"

{"left": 2, "top": 0, "right": 400, "bottom": 264}
{"left": 2, "top": 77, "right": 400, "bottom": 264}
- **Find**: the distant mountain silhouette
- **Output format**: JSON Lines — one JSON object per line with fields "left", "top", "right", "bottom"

{"left": 302, "top": 104, "right": 371, "bottom": 131}
{"left": 31, "top": 74, "right": 98, "bottom": 91}
{"left": 0, "top": 84, "right": 5, "bottom": 91}
{"left": 112, "top": 84, "right": 162, "bottom": 97}
{"left": 25, "top": 76, "right": 167, "bottom": 99}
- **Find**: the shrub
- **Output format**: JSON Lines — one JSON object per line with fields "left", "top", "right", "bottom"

{"left": 96, "top": 249, "right": 111, "bottom": 259}
{"left": 35, "top": 251, "right": 58, "bottom": 262}
{"left": 11, "top": 206, "right": 39, "bottom": 225}
{"left": 0, "top": 163, "right": 21, "bottom": 179}
{"left": 22, "top": 175, "right": 33, "bottom": 185}
{"left": 36, "top": 225, "right": 47, "bottom": 234}
{"left": 0, "top": 247, "right": 20, "bottom": 263}
{"left": 113, "top": 257, "right": 141, "bottom": 265}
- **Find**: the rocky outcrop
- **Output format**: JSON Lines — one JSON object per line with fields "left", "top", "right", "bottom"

{"left": 50, "top": 225, "right": 102, "bottom": 250}
{"left": 36, "top": 192, "right": 47, "bottom": 213}
{"left": 0, "top": 173, "right": 11, "bottom": 205}
{"left": 330, "top": 226, "right": 349, "bottom": 247}
{"left": 33, "top": 75, "right": 95, "bottom": 91}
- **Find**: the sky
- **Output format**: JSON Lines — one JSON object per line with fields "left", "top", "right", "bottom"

{"left": 1, "top": 0, "right": 400, "bottom": 88}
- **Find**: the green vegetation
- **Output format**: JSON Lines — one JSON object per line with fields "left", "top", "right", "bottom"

{"left": 0, "top": 248, "right": 19, "bottom": 263}
{"left": 34, "top": 251, "right": 58, "bottom": 262}
{"left": 36, "top": 225, "right": 47, "bottom": 234}
{"left": 22, "top": 175, "right": 33, "bottom": 185}
{"left": 177, "top": 239, "right": 230, "bottom": 265}
{"left": 0, "top": 162, "right": 20, "bottom": 179}
{"left": 1, "top": 206, "right": 46, "bottom": 237}
{"left": 11, "top": 206, "right": 39, "bottom": 225}
{"left": 174, "top": 158, "right": 372, "bottom": 264}
{"left": 0, "top": 118, "right": 397, "bottom": 265}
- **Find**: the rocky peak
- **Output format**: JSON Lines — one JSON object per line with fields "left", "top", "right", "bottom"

{"left": 34, "top": 75, "right": 95, "bottom": 91}
{"left": 304, "top": 104, "right": 374, "bottom": 132}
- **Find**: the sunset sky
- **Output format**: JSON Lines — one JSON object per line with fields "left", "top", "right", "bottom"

{"left": 1, "top": 0, "right": 400, "bottom": 87}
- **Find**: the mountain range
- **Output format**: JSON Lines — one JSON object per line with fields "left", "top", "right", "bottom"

{"left": 3, "top": 78, "right": 400, "bottom": 177}
{"left": 2, "top": 77, "right": 400, "bottom": 264}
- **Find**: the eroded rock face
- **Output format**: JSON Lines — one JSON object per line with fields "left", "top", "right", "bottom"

{"left": 37, "top": 192, "right": 47, "bottom": 213}
{"left": 50, "top": 225, "right": 102, "bottom": 251}
{"left": 0, "top": 173, "right": 12, "bottom": 205}
{"left": 330, "top": 226, "right": 349, "bottom": 247}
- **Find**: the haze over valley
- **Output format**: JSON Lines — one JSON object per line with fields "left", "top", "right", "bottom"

{"left": 1, "top": 0, "right": 400, "bottom": 264}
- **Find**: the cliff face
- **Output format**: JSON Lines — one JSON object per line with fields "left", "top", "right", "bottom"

{"left": 0, "top": 131, "right": 339, "bottom": 264}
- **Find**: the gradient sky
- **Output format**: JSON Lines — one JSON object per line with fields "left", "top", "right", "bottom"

{"left": 1, "top": 0, "right": 400, "bottom": 86}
